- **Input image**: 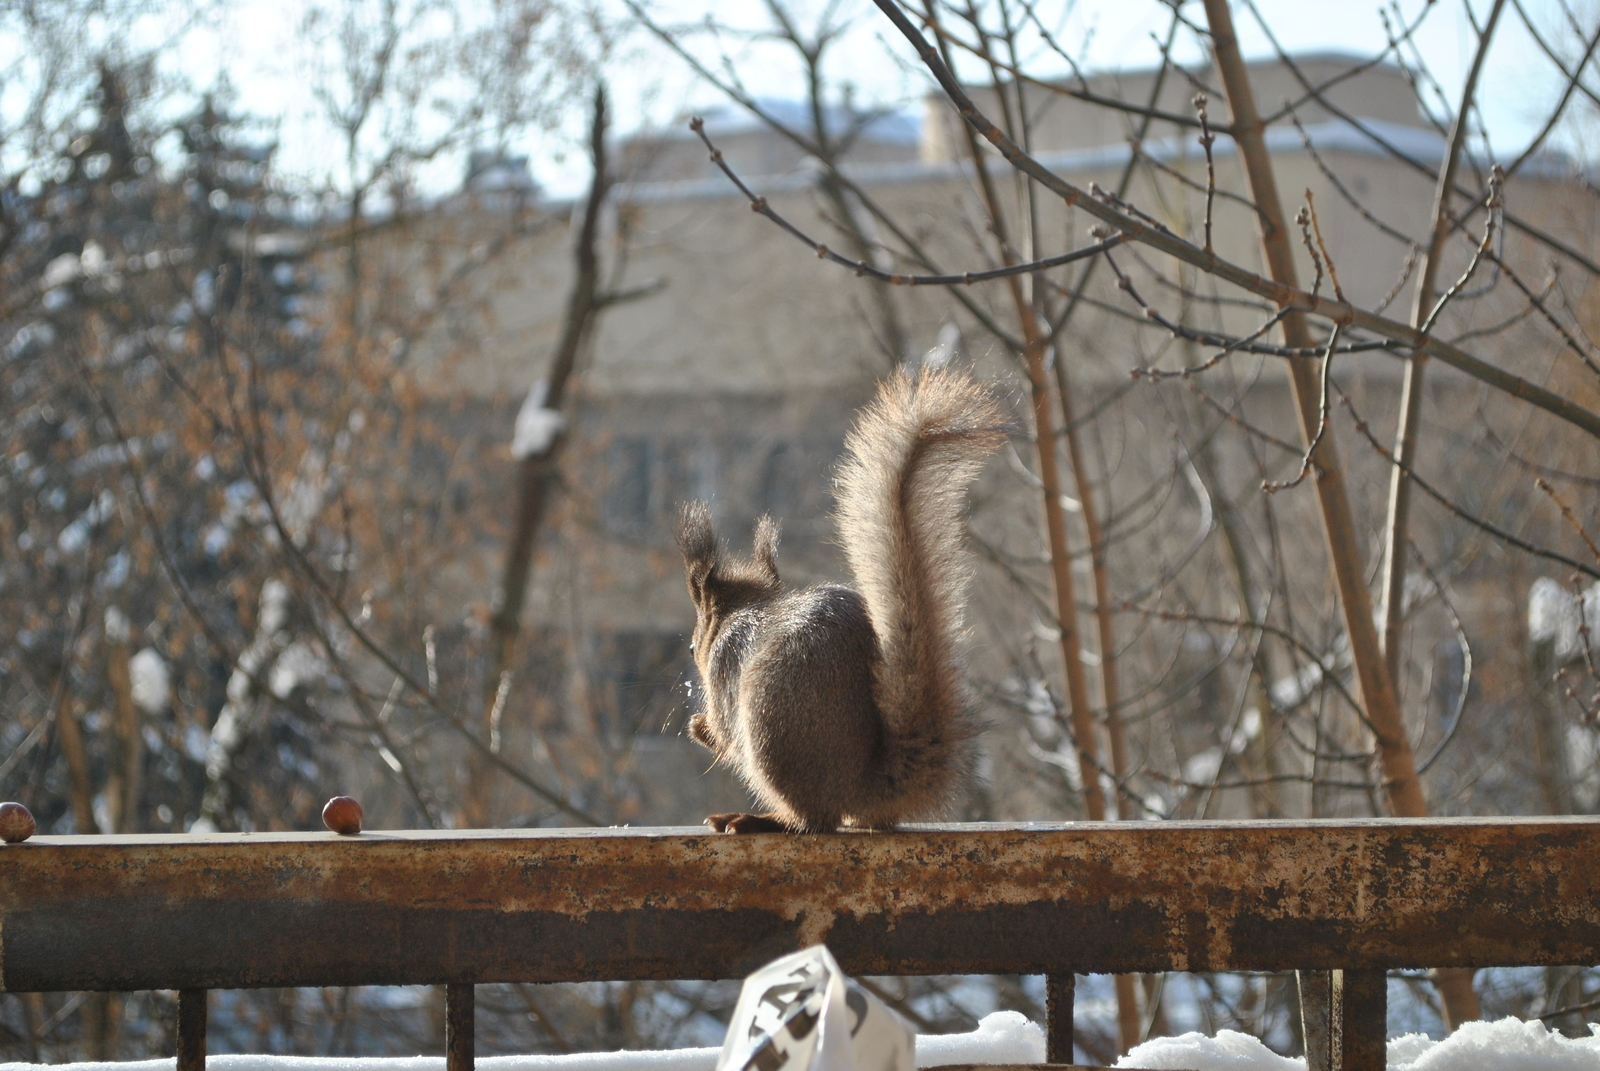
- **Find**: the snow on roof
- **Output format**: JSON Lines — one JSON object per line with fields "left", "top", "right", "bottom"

{"left": 1053, "top": 49, "right": 1400, "bottom": 84}
{"left": 613, "top": 115, "right": 1575, "bottom": 206}
{"left": 661, "top": 97, "right": 921, "bottom": 146}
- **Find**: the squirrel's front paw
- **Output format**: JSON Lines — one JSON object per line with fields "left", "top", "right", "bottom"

{"left": 705, "top": 812, "right": 791, "bottom": 834}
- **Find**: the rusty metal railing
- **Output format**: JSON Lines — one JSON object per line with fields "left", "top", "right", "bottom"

{"left": 2, "top": 819, "right": 1597, "bottom": 1071}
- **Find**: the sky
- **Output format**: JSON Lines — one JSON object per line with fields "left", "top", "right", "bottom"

{"left": 132, "top": 0, "right": 1598, "bottom": 197}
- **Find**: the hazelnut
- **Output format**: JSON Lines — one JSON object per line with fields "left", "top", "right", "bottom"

{"left": 322, "top": 796, "right": 363, "bottom": 835}
{"left": 0, "top": 802, "right": 36, "bottom": 844}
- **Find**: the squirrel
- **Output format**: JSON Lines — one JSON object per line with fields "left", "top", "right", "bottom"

{"left": 675, "top": 367, "right": 1006, "bottom": 833}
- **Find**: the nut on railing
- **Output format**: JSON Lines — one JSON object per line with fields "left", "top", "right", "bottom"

{"left": 321, "top": 796, "right": 363, "bottom": 835}
{"left": 0, "top": 801, "right": 35, "bottom": 843}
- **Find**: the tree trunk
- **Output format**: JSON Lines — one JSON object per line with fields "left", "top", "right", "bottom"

{"left": 467, "top": 83, "right": 613, "bottom": 827}
{"left": 104, "top": 608, "right": 143, "bottom": 833}
{"left": 1200, "top": 0, "right": 1477, "bottom": 1027}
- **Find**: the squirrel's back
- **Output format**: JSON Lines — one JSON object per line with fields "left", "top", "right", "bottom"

{"left": 730, "top": 584, "right": 883, "bottom": 829}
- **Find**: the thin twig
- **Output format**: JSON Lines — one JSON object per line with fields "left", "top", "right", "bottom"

{"left": 1113, "top": 602, "right": 1371, "bottom": 729}
{"left": 1484, "top": 249, "right": 1600, "bottom": 379}
{"left": 1537, "top": 478, "right": 1600, "bottom": 565}
{"left": 1256, "top": 0, "right": 1438, "bottom": 127}
{"left": 1418, "top": 168, "right": 1503, "bottom": 336}
{"left": 1447, "top": 279, "right": 1548, "bottom": 344}
{"left": 1264, "top": 322, "right": 1343, "bottom": 493}
{"left": 1194, "top": 92, "right": 1217, "bottom": 254}
{"left": 1338, "top": 391, "right": 1600, "bottom": 579}
{"left": 1183, "top": 378, "right": 1305, "bottom": 456}
{"left": 1303, "top": 191, "right": 1345, "bottom": 303}
{"left": 952, "top": 4, "right": 1221, "bottom": 132}
{"left": 1100, "top": 245, "right": 1396, "bottom": 362}
{"left": 1045, "top": 8, "right": 1185, "bottom": 351}
{"left": 1134, "top": 308, "right": 1290, "bottom": 380}
{"left": 1090, "top": 182, "right": 1172, "bottom": 235}
{"left": 1508, "top": 0, "right": 1600, "bottom": 183}
{"left": 1412, "top": 549, "right": 1473, "bottom": 775}
{"left": 1556, "top": 572, "right": 1600, "bottom": 724}
{"left": 1295, "top": 204, "right": 1326, "bottom": 299}
{"left": 1538, "top": 995, "right": 1600, "bottom": 1023}
{"left": 1375, "top": 246, "right": 1422, "bottom": 316}
{"left": 1292, "top": 113, "right": 1416, "bottom": 246}
{"left": 1129, "top": 141, "right": 1265, "bottom": 226}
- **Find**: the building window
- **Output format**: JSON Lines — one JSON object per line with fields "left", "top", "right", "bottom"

{"left": 603, "top": 439, "right": 650, "bottom": 536}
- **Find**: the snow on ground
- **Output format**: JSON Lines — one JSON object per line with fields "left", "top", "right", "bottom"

{"left": 21, "top": 1014, "right": 1600, "bottom": 1071}
{"left": 918, "top": 1010, "right": 1045, "bottom": 1065}
{"left": 7, "top": 1011, "right": 1043, "bottom": 1071}
{"left": 1118, "top": 1017, "right": 1600, "bottom": 1070}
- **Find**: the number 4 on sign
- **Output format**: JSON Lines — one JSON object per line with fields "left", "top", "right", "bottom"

{"left": 749, "top": 978, "right": 819, "bottom": 1039}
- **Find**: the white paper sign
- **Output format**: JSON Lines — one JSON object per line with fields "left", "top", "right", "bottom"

{"left": 717, "top": 946, "right": 914, "bottom": 1071}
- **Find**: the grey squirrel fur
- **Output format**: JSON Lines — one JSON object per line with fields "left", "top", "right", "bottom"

{"left": 676, "top": 368, "right": 1006, "bottom": 833}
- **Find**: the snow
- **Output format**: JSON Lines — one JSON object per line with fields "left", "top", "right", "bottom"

{"left": 917, "top": 323, "right": 960, "bottom": 372}
{"left": 1117, "top": 1018, "right": 1600, "bottom": 1070}
{"left": 280, "top": 447, "right": 330, "bottom": 546}
{"left": 129, "top": 647, "right": 171, "bottom": 714}
{"left": 43, "top": 252, "right": 82, "bottom": 290}
{"left": 674, "top": 99, "right": 920, "bottom": 147}
{"left": 1389, "top": 1018, "right": 1600, "bottom": 1069}
{"left": 9, "top": 1012, "right": 1042, "bottom": 1071}
{"left": 4, "top": 1056, "right": 714, "bottom": 1071}
{"left": 58, "top": 489, "right": 117, "bottom": 554}
{"left": 1529, "top": 577, "right": 1600, "bottom": 664}
{"left": 512, "top": 379, "right": 566, "bottom": 459}
{"left": 269, "top": 640, "right": 328, "bottom": 699}
{"left": 19, "top": 1011, "right": 1596, "bottom": 1071}
{"left": 1269, "top": 656, "right": 1336, "bottom": 711}
{"left": 919, "top": 1010, "right": 1044, "bottom": 1065}
{"left": 106, "top": 607, "right": 131, "bottom": 645}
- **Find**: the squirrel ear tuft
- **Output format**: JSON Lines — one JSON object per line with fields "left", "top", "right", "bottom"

{"left": 752, "top": 514, "right": 781, "bottom": 585}
{"left": 677, "top": 501, "right": 719, "bottom": 598}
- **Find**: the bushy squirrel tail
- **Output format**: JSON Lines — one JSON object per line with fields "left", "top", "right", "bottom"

{"left": 833, "top": 367, "right": 1006, "bottom": 817}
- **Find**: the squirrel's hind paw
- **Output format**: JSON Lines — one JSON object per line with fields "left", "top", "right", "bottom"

{"left": 705, "top": 812, "right": 796, "bottom": 834}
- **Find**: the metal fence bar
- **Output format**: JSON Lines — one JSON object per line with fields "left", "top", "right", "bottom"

{"left": 446, "top": 983, "right": 475, "bottom": 1071}
{"left": 176, "top": 988, "right": 206, "bottom": 1071}
{"left": 1, "top": 820, "right": 1595, "bottom": 993}
{"left": 1297, "top": 971, "right": 1333, "bottom": 1071}
{"left": 1336, "top": 970, "right": 1386, "bottom": 1071}
{"left": 1045, "top": 973, "right": 1074, "bottom": 1063}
